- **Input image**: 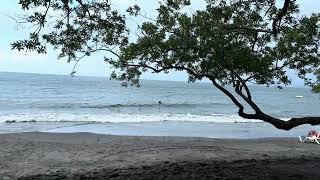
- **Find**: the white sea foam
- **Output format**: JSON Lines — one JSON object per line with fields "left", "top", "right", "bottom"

{"left": 0, "top": 112, "right": 263, "bottom": 123}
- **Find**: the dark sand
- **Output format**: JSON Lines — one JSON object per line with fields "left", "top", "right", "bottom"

{"left": 0, "top": 132, "right": 320, "bottom": 180}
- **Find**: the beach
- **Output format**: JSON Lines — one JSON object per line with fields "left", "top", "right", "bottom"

{"left": 1, "top": 132, "right": 320, "bottom": 180}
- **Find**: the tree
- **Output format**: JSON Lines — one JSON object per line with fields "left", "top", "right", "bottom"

{"left": 12, "top": 0, "right": 320, "bottom": 130}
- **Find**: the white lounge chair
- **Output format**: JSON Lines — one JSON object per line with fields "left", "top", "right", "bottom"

{"left": 299, "top": 133, "right": 320, "bottom": 144}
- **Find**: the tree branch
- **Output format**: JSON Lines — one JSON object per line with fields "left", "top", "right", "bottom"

{"left": 70, "top": 47, "right": 120, "bottom": 76}
{"left": 75, "top": 0, "right": 94, "bottom": 22}
{"left": 272, "top": 0, "right": 291, "bottom": 36}
{"left": 34, "top": 0, "right": 51, "bottom": 35}
{"left": 242, "top": 112, "right": 320, "bottom": 131}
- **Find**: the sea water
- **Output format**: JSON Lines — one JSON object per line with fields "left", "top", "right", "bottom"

{"left": 0, "top": 72, "right": 319, "bottom": 138}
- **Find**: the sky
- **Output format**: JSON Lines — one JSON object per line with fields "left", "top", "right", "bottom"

{"left": 0, "top": 0, "right": 319, "bottom": 85}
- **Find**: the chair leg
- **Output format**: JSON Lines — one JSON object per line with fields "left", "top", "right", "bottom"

{"left": 314, "top": 139, "right": 320, "bottom": 144}
{"left": 299, "top": 136, "right": 306, "bottom": 142}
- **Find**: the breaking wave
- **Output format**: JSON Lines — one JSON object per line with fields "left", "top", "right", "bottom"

{"left": 0, "top": 112, "right": 263, "bottom": 124}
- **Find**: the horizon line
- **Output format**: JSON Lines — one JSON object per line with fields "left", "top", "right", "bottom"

{"left": 0, "top": 71, "right": 308, "bottom": 88}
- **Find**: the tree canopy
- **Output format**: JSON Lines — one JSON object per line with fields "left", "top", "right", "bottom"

{"left": 12, "top": 0, "right": 320, "bottom": 130}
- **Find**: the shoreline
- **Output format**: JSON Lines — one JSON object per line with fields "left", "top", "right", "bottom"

{"left": 1, "top": 121, "right": 318, "bottom": 139}
{"left": 1, "top": 132, "right": 320, "bottom": 179}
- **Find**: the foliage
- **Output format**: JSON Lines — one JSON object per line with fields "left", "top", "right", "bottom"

{"left": 12, "top": 0, "right": 128, "bottom": 74}
{"left": 117, "top": 0, "right": 320, "bottom": 89}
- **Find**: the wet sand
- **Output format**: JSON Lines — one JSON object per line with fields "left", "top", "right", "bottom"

{"left": 0, "top": 132, "right": 319, "bottom": 179}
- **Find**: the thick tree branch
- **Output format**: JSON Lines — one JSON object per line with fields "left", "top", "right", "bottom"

{"left": 126, "top": 64, "right": 172, "bottom": 73}
{"left": 208, "top": 78, "right": 244, "bottom": 113}
{"left": 213, "top": 77, "right": 320, "bottom": 130}
{"left": 230, "top": 72, "right": 262, "bottom": 113}
{"left": 272, "top": 0, "right": 291, "bottom": 36}
{"left": 241, "top": 112, "right": 320, "bottom": 131}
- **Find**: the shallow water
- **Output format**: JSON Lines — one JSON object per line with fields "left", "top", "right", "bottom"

{"left": 41, "top": 121, "right": 316, "bottom": 139}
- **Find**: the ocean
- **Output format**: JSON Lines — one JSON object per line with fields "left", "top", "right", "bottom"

{"left": 1, "top": 72, "right": 319, "bottom": 138}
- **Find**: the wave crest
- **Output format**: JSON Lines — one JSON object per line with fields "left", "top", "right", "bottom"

{"left": 0, "top": 113, "right": 262, "bottom": 123}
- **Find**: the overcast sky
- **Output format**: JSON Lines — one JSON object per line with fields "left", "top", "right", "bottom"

{"left": 0, "top": 0, "right": 319, "bottom": 85}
